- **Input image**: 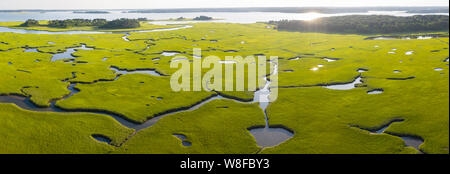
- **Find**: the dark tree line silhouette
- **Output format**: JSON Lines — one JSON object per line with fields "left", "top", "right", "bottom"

{"left": 73, "top": 11, "right": 110, "bottom": 14}
{"left": 47, "top": 19, "right": 108, "bottom": 28}
{"left": 21, "top": 18, "right": 142, "bottom": 29}
{"left": 20, "top": 19, "right": 40, "bottom": 27}
{"left": 268, "top": 15, "right": 449, "bottom": 34}
{"left": 125, "top": 7, "right": 448, "bottom": 14}
{"left": 193, "top": 16, "right": 213, "bottom": 20}
{"left": 99, "top": 18, "right": 141, "bottom": 29}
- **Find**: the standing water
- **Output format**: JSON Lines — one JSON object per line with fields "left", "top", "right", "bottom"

{"left": 249, "top": 60, "right": 294, "bottom": 148}
{"left": 51, "top": 44, "right": 93, "bottom": 61}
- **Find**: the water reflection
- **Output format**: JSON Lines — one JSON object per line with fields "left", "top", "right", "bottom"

{"left": 250, "top": 60, "right": 294, "bottom": 148}
{"left": 110, "top": 66, "right": 163, "bottom": 76}
{"left": 51, "top": 44, "right": 93, "bottom": 62}
{"left": 325, "top": 77, "right": 363, "bottom": 90}
{"left": 92, "top": 134, "right": 112, "bottom": 144}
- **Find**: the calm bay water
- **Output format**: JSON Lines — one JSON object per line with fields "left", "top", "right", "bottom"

{"left": 0, "top": 11, "right": 448, "bottom": 23}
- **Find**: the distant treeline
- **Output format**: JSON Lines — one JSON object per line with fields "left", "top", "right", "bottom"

{"left": 268, "top": 15, "right": 450, "bottom": 34}
{"left": 2, "top": 7, "right": 449, "bottom": 14}
{"left": 73, "top": 11, "right": 110, "bottom": 14}
{"left": 99, "top": 18, "right": 141, "bottom": 29}
{"left": 48, "top": 19, "right": 109, "bottom": 28}
{"left": 193, "top": 16, "right": 213, "bottom": 20}
{"left": 20, "top": 18, "right": 146, "bottom": 29}
{"left": 20, "top": 19, "right": 40, "bottom": 27}
{"left": 124, "top": 7, "right": 449, "bottom": 14}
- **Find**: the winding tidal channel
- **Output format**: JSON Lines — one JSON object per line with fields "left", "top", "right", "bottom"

{"left": 249, "top": 60, "right": 294, "bottom": 148}
{"left": 0, "top": 24, "right": 426, "bottom": 152}
{"left": 352, "top": 119, "right": 425, "bottom": 153}
{"left": 1, "top": 22, "right": 294, "bottom": 148}
{"left": 0, "top": 60, "right": 294, "bottom": 149}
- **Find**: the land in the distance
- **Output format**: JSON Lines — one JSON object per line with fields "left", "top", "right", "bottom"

{"left": 1, "top": 7, "right": 448, "bottom": 14}
{"left": 0, "top": 15, "right": 448, "bottom": 154}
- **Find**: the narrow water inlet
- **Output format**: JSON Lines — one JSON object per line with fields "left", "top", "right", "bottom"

{"left": 173, "top": 134, "right": 192, "bottom": 147}
{"left": 324, "top": 76, "right": 363, "bottom": 90}
{"left": 367, "top": 89, "right": 384, "bottom": 94}
{"left": 357, "top": 68, "right": 369, "bottom": 73}
{"left": 110, "top": 66, "right": 163, "bottom": 76}
{"left": 401, "top": 136, "right": 424, "bottom": 151}
{"left": 170, "top": 57, "right": 188, "bottom": 62}
{"left": 3, "top": 63, "right": 271, "bottom": 133}
{"left": 91, "top": 134, "right": 112, "bottom": 144}
{"left": 24, "top": 48, "right": 38, "bottom": 52}
{"left": 122, "top": 33, "right": 131, "bottom": 41}
{"left": 0, "top": 95, "right": 55, "bottom": 112}
{"left": 0, "top": 86, "right": 140, "bottom": 129}
{"left": 65, "top": 84, "right": 80, "bottom": 99}
{"left": 0, "top": 90, "right": 260, "bottom": 132}
{"left": 248, "top": 60, "right": 294, "bottom": 148}
{"left": 353, "top": 119, "right": 424, "bottom": 153}
{"left": 51, "top": 44, "right": 93, "bottom": 62}
{"left": 323, "top": 58, "right": 339, "bottom": 62}
{"left": 132, "top": 95, "right": 230, "bottom": 131}
{"left": 161, "top": 51, "right": 179, "bottom": 57}
{"left": 373, "top": 119, "right": 405, "bottom": 134}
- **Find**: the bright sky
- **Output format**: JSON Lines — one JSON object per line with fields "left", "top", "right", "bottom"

{"left": 0, "top": 0, "right": 448, "bottom": 10}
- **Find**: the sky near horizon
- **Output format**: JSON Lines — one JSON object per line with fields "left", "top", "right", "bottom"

{"left": 0, "top": 0, "right": 448, "bottom": 10}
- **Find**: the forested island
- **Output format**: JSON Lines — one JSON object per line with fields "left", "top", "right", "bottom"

{"left": 1, "top": 7, "right": 448, "bottom": 14}
{"left": 124, "top": 7, "right": 449, "bottom": 14}
{"left": 20, "top": 18, "right": 143, "bottom": 29}
{"left": 268, "top": 15, "right": 449, "bottom": 34}
{"left": 193, "top": 16, "right": 213, "bottom": 20}
{"left": 19, "top": 19, "right": 40, "bottom": 27}
{"left": 73, "top": 11, "right": 110, "bottom": 14}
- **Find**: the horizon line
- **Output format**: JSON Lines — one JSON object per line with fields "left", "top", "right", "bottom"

{"left": 1, "top": 6, "right": 449, "bottom": 11}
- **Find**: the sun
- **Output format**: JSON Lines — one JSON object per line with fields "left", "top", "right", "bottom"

{"left": 301, "top": 12, "right": 325, "bottom": 21}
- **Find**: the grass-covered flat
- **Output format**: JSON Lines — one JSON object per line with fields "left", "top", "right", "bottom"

{"left": 56, "top": 74, "right": 216, "bottom": 123}
{"left": 117, "top": 100, "right": 265, "bottom": 154}
{"left": 0, "top": 20, "right": 448, "bottom": 154}
{"left": 0, "top": 103, "right": 133, "bottom": 154}
{"left": 263, "top": 78, "right": 448, "bottom": 154}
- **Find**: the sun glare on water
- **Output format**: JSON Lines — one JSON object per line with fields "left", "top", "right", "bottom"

{"left": 301, "top": 12, "right": 324, "bottom": 21}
